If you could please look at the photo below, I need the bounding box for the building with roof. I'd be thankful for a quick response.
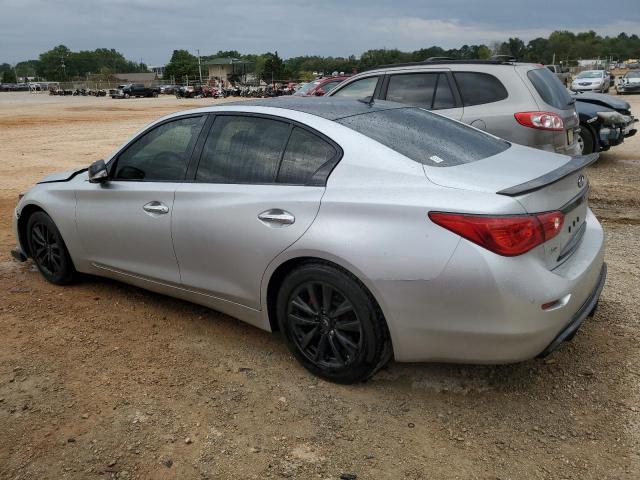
[204,57,254,85]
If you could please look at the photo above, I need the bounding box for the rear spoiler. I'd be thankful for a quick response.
[497,153,599,197]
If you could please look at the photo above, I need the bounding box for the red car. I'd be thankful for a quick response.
[294,76,349,96]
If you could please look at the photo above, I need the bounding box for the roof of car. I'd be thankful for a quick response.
[219,97,406,120]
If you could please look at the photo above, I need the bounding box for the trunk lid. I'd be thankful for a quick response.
[424,145,597,268]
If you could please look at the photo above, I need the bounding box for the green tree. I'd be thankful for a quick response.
[2,69,17,83]
[164,49,199,83]
[262,51,286,82]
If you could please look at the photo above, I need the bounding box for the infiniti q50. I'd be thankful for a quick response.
[12,98,606,383]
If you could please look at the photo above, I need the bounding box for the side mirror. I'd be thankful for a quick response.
[88,159,108,183]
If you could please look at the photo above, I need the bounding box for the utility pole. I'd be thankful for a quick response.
[197,49,203,84]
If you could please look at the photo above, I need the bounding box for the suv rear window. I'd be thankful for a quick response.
[336,107,509,167]
[453,72,508,106]
[527,67,573,110]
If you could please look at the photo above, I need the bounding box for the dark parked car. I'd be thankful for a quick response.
[111,84,159,99]
[175,84,204,98]
[572,91,637,154]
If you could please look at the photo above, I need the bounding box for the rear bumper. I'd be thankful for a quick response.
[537,263,606,357]
[377,209,605,363]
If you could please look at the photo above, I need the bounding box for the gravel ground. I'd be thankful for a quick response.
[0,92,638,480]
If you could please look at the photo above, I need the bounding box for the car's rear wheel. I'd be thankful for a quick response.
[27,212,76,285]
[577,125,596,154]
[277,263,391,384]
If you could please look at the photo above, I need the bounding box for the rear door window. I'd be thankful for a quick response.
[196,115,290,184]
[331,76,379,98]
[453,72,508,106]
[526,67,573,110]
[385,73,456,109]
[278,127,337,185]
[386,73,438,108]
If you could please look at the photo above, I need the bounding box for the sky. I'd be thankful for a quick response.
[1,0,639,65]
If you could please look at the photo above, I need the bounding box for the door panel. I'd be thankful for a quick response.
[76,182,180,283]
[172,185,324,309]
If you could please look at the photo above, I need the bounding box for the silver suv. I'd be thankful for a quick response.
[328,60,581,156]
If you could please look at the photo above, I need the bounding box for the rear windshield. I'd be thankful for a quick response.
[527,68,573,110]
[336,107,510,167]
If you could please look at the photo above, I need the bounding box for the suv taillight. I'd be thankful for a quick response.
[429,211,564,256]
[514,111,564,131]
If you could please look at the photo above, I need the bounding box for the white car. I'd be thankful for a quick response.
[571,70,610,93]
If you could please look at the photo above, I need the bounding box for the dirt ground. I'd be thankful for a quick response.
[0,92,638,480]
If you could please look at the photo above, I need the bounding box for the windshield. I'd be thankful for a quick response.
[294,82,318,95]
[336,107,510,167]
[577,71,604,79]
[625,72,640,78]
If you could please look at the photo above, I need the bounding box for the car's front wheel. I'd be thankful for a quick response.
[277,263,391,384]
[26,212,76,285]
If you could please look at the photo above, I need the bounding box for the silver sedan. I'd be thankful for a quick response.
[11,98,606,383]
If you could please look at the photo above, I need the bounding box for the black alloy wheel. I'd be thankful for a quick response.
[287,280,363,369]
[277,263,391,383]
[27,212,76,284]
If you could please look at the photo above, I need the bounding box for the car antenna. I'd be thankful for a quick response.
[358,95,375,106]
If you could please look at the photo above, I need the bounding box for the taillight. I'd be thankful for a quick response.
[514,111,564,131]
[428,211,564,256]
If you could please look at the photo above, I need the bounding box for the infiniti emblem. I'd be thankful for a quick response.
[577,174,585,188]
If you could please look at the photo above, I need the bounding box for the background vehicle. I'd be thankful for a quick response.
[293,76,350,96]
[546,64,571,86]
[111,83,159,99]
[329,59,581,155]
[175,84,203,98]
[572,91,637,154]
[12,98,605,383]
[571,70,610,93]
[616,71,640,94]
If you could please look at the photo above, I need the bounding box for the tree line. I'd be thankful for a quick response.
[2,30,639,84]
[0,45,147,82]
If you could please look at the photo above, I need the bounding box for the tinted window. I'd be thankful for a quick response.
[453,72,508,106]
[432,74,456,109]
[114,116,204,181]
[196,115,290,184]
[278,127,337,185]
[332,76,378,98]
[336,107,509,167]
[527,67,573,110]
[386,73,437,107]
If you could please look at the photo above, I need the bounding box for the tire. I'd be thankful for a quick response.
[276,263,391,384]
[152,92,158,98]
[26,212,76,285]
[124,93,130,99]
[577,125,596,155]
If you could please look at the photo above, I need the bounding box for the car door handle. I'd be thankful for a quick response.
[258,209,295,227]
[143,201,169,215]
